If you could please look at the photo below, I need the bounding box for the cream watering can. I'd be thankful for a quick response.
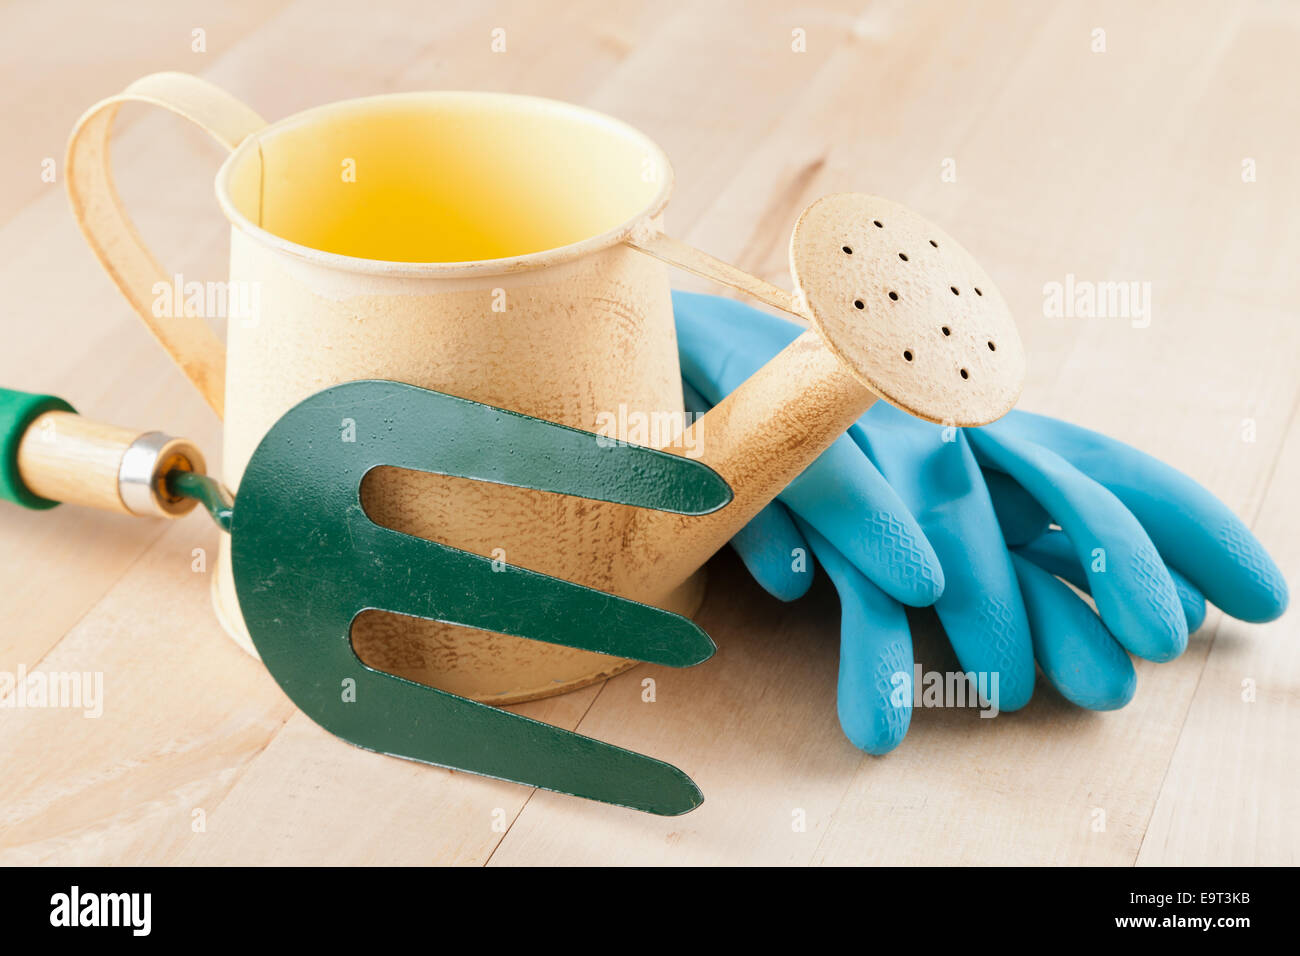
[67,72,1024,704]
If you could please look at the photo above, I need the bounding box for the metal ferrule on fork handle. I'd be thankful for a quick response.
[0,387,204,518]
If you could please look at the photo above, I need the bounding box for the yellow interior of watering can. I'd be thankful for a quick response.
[223,92,668,263]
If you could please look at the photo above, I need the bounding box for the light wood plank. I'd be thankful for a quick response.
[492,0,1300,865]
[0,0,1296,866]
[1136,407,1300,866]
[0,0,297,222]
[0,518,294,865]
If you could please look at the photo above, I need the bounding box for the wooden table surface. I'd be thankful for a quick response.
[1,0,1296,866]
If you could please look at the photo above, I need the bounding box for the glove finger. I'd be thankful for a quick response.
[1000,410,1287,623]
[777,436,943,607]
[731,501,815,602]
[1016,529,1208,634]
[968,426,1188,663]
[683,381,815,602]
[1011,554,1137,710]
[850,409,1036,712]
[676,290,944,607]
[983,467,1053,546]
[797,518,912,755]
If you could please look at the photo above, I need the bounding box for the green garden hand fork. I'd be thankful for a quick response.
[0,379,732,814]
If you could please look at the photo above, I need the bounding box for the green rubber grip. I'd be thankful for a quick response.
[0,388,76,509]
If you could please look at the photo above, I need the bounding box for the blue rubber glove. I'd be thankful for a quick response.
[979,410,1287,623]
[681,386,947,612]
[675,291,1288,753]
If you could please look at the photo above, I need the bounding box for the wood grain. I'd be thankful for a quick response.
[0,0,1295,865]
[17,411,146,514]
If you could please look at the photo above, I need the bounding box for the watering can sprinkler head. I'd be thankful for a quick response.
[786,193,1026,427]
[627,193,1027,593]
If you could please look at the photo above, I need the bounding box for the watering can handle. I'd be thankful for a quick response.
[65,73,269,419]
[0,386,204,517]
[626,230,803,317]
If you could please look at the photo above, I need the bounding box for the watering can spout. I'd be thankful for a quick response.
[629,327,877,598]
[624,193,1027,605]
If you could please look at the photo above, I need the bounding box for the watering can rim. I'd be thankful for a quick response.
[212,89,676,280]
